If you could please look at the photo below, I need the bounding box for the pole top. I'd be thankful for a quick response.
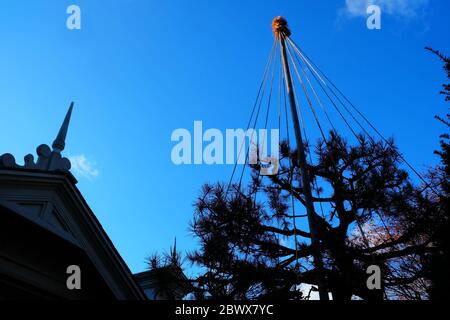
[272,16,291,39]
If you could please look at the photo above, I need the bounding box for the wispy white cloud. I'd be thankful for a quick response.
[69,154,99,180]
[342,0,429,19]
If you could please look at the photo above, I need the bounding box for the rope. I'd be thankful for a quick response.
[287,37,440,197]
[226,40,277,194]
[238,42,278,189]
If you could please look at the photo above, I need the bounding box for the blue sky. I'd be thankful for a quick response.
[1,0,449,274]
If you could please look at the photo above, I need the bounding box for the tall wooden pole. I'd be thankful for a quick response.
[273,16,329,301]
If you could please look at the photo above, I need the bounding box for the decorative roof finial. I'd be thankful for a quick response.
[1,102,74,175]
[52,102,74,153]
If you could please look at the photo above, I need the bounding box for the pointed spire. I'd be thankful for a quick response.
[169,237,179,266]
[172,237,177,257]
[52,102,74,153]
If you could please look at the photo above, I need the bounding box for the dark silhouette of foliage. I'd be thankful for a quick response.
[426,47,450,102]
[148,48,450,301]
[423,47,450,300]
[188,132,438,300]
[146,241,192,300]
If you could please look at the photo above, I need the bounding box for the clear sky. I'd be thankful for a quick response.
[1,0,449,274]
